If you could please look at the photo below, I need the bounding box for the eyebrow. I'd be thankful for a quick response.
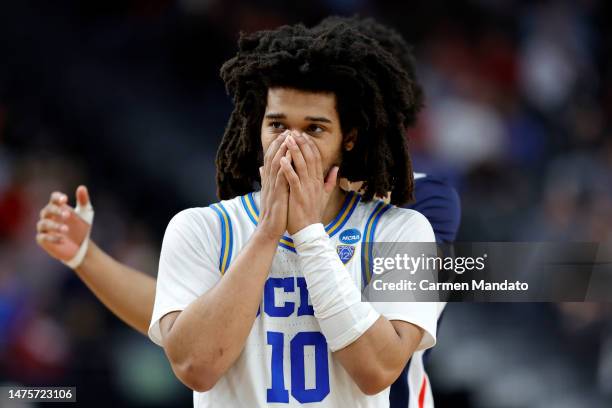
[264,112,332,123]
[264,113,286,119]
[305,116,332,123]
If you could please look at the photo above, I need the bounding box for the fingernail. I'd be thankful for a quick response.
[60,225,68,233]
[62,210,70,218]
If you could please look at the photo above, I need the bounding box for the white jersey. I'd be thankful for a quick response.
[149,191,444,407]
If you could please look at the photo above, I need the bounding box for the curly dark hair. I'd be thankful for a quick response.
[216,21,423,205]
[313,15,424,127]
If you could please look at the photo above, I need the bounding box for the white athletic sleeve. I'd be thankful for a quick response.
[293,223,380,351]
[370,208,440,351]
[148,207,221,346]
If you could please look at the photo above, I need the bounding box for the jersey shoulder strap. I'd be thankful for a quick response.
[360,199,393,287]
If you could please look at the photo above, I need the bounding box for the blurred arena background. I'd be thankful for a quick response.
[1,0,612,407]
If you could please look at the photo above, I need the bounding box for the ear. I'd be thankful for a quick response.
[343,129,357,151]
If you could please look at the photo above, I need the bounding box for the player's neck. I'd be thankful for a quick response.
[321,186,347,226]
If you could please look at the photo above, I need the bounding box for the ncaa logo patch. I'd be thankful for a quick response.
[339,228,361,244]
[336,245,356,264]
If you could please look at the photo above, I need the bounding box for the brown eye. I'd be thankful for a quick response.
[307,124,324,134]
[271,122,286,130]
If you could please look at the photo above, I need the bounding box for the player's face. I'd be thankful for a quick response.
[261,87,344,177]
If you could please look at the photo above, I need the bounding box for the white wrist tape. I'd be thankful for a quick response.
[293,223,380,351]
[63,200,94,270]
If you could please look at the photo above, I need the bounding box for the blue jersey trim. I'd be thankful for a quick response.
[240,191,360,252]
[210,203,233,274]
[360,201,392,287]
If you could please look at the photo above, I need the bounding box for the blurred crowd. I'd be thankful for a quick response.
[1,0,611,406]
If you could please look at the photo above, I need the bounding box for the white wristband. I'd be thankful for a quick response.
[63,200,94,270]
[293,223,380,351]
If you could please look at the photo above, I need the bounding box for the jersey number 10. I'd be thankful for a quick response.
[267,331,330,403]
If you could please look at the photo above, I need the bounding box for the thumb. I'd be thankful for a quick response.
[324,166,339,193]
[76,185,91,208]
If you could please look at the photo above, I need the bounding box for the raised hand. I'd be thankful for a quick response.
[257,131,291,240]
[280,131,339,235]
[36,185,93,264]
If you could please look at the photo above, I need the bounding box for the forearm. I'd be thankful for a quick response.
[74,241,155,335]
[163,229,278,384]
[293,224,421,393]
[334,318,423,394]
